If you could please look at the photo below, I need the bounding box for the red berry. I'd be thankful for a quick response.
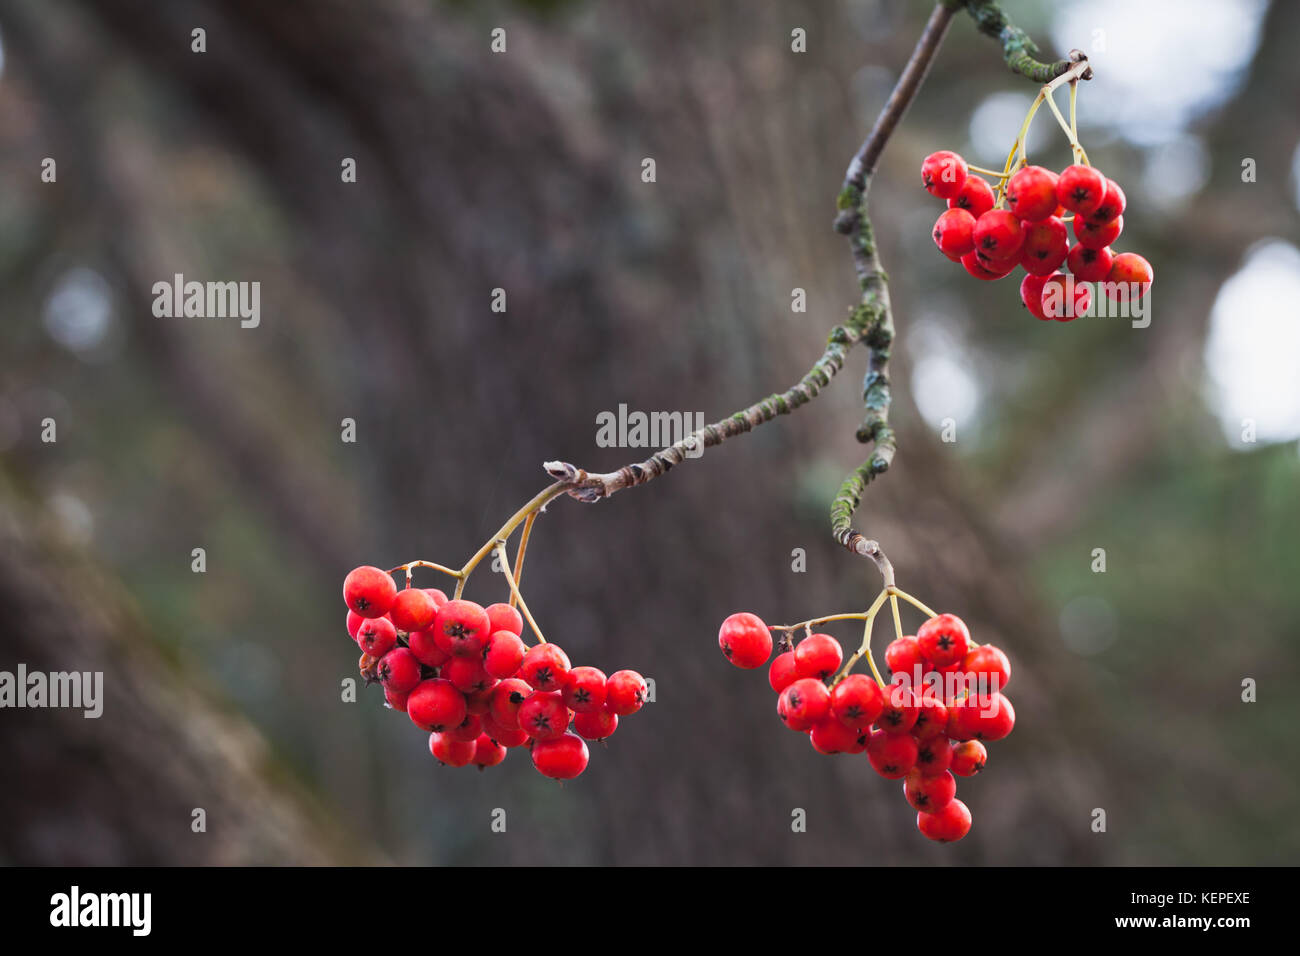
[1018,216,1069,275]
[531,732,589,780]
[429,732,475,767]
[518,643,572,692]
[830,674,884,728]
[482,630,527,679]
[776,677,831,731]
[1105,252,1154,301]
[917,798,971,842]
[951,740,988,776]
[912,695,949,739]
[517,691,570,740]
[915,735,953,776]
[866,729,918,778]
[482,712,530,748]
[876,684,919,734]
[794,633,842,681]
[884,636,924,678]
[433,599,492,658]
[917,613,971,667]
[343,566,397,619]
[562,666,608,713]
[950,692,1016,741]
[377,647,422,695]
[1020,272,1051,320]
[768,651,799,694]
[390,588,437,633]
[346,610,365,640]
[407,679,467,733]
[960,251,1016,280]
[921,150,968,199]
[961,644,1011,693]
[443,655,495,694]
[1088,177,1126,224]
[972,210,1025,261]
[464,685,495,715]
[423,588,449,609]
[471,733,507,768]
[484,602,523,636]
[489,678,532,730]
[717,612,773,669]
[1005,165,1058,221]
[1040,272,1091,322]
[446,713,484,743]
[932,208,976,257]
[948,176,995,218]
[1074,213,1122,250]
[1067,243,1114,282]
[384,687,409,712]
[904,769,956,812]
[407,628,450,668]
[605,670,648,716]
[355,615,397,657]
[573,708,618,741]
[810,717,866,755]
[1056,164,1106,216]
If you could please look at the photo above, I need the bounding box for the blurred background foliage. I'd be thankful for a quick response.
[0,0,1296,865]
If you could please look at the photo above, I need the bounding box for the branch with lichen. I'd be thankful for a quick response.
[959,0,1079,83]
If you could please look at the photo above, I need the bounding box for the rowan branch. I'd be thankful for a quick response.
[961,0,1080,83]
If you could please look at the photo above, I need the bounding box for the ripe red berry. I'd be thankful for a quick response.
[471,734,507,768]
[1020,272,1051,320]
[407,628,450,668]
[915,735,953,776]
[346,610,365,640]
[517,690,570,740]
[932,208,976,257]
[904,769,956,812]
[443,655,495,694]
[378,647,422,695]
[877,684,919,734]
[1040,272,1091,322]
[1105,252,1154,301]
[482,712,530,748]
[464,685,495,716]
[1005,165,1059,221]
[830,674,884,728]
[921,150,968,199]
[484,602,523,636]
[433,599,492,658]
[948,176,995,218]
[917,798,971,842]
[866,729,918,778]
[1056,164,1107,216]
[355,615,397,657]
[777,677,831,731]
[531,732,590,780]
[960,250,1016,280]
[717,612,773,669]
[912,695,949,739]
[950,740,988,776]
[562,666,608,713]
[950,692,1016,741]
[794,633,843,681]
[407,678,467,733]
[423,588,449,609]
[1019,216,1069,275]
[390,588,436,633]
[972,210,1025,261]
[482,630,527,679]
[961,644,1011,693]
[810,717,866,755]
[884,635,924,677]
[917,613,971,667]
[768,651,799,694]
[605,670,649,716]
[343,566,397,619]
[1074,213,1123,250]
[384,687,409,712]
[1067,243,1114,282]
[429,732,476,768]
[446,713,484,743]
[489,678,532,730]
[1088,177,1126,224]
[573,707,618,741]
[518,643,572,692]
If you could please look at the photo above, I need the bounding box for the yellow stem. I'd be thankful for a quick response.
[455,481,568,598]
[771,612,870,632]
[509,512,537,609]
[888,586,938,620]
[890,594,905,642]
[495,543,547,644]
[830,588,891,688]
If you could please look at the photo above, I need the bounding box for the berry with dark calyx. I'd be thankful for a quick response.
[519,643,572,693]
[866,729,918,779]
[1040,272,1091,322]
[356,616,397,657]
[517,691,570,741]
[718,612,774,669]
[917,798,972,843]
[1067,243,1114,283]
[531,732,590,780]
[484,602,524,637]
[407,628,450,668]
[917,613,971,667]
[443,655,495,694]
[482,712,530,748]
[877,684,919,734]
[932,208,976,257]
[1018,216,1069,275]
[810,717,866,755]
[407,678,467,733]
[961,644,1011,694]
[1020,272,1051,320]
[830,674,885,729]
[1087,177,1126,224]
[482,630,527,679]
[446,713,484,743]
[1074,213,1122,250]
[429,732,476,768]
[1105,253,1154,301]
[794,633,843,681]
[951,740,988,777]
[488,678,532,729]
[432,599,492,658]
[972,210,1025,261]
[948,176,995,218]
[562,666,608,713]
[768,651,799,694]
[343,566,397,619]
[605,670,649,716]
[950,692,1016,741]
[921,150,968,199]
[471,734,507,769]
[915,735,953,776]
[884,635,924,677]
[1056,164,1107,216]
[1005,165,1059,221]
[961,251,1016,280]
[573,707,618,741]
[464,685,495,716]
[912,695,949,739]
[904,769,956,812]
[777,677,831,731]
[390,587,437,633]
[378,647,422,695]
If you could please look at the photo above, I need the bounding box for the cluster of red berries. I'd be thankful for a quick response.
[719,609,1015,842]
[923,150,1153,321]
[343,565,648,780]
